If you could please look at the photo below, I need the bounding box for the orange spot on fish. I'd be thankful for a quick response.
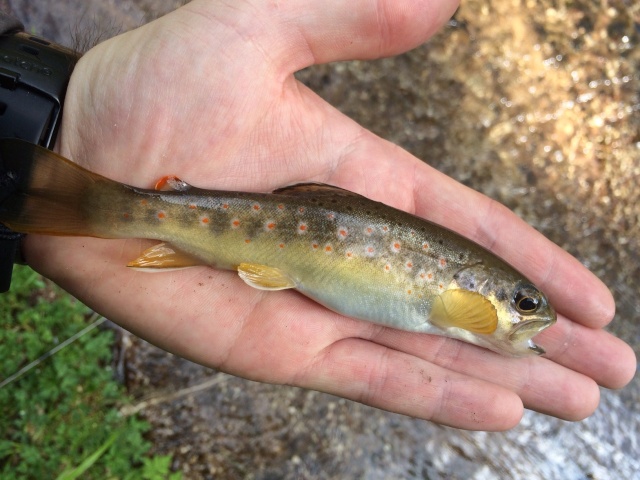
[201,217,210,224]
[245,239,251,244]
[298,222,308,233]
[346,251,353,259]
[382,226,389,232]
[384,264,391,271]
[253,203,261,211]
[157,211,166,219]
[406,262,413,269]
[278,204,284,210]
[407,289,412,295]
[279,243,285,249]
[327,213,335,220]
[422,242,429,250]
[428,273,434,280]
[123,213,130,219]
[439,258,447,268]
[232,219,241,228]
[365,245,375,257]
[223,203,229,209]
[299,207,305,213]
[265,221,276,231]
[140,199,148,206]
[391,241,401,253]
[338,228,348,239]
[325,245,333,253]
[365,227,373,235]
[312,243,319,250]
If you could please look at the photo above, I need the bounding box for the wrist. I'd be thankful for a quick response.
[0,15,80,291]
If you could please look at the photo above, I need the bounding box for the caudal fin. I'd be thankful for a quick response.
[0,139,113,236]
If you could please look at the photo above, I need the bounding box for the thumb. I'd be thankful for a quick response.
[185,0,459,72]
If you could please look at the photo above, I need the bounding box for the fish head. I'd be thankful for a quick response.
[448,264,557,356]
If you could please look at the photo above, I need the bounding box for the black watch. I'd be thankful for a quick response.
[0,12,80,292]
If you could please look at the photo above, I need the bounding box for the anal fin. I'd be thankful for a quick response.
[127,242,203,269]
[237,263,296,290]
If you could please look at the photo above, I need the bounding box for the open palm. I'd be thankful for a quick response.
[24,0,635,430]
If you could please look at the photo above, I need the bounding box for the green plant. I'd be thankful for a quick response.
[0,265,181,479]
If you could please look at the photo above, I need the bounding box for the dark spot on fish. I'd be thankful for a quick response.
[331,199,337,204]
[310,198,318,203]
[346,206,353,211]
[458,253,465,261]
[438,239,444,245]
[496,289,508,301]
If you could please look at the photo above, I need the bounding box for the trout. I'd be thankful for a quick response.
[0,140,556,356]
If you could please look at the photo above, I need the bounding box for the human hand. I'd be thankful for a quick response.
[24,0,636,430]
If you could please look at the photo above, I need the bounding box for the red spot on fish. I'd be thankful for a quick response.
[312,243,319,250]
[365,227,373,235]
[278,204,284,210]
[346,251,353,259]
[391,241,401,253]
[365,246,375,256]
[338,228,348,238]
[279,243,285,249]
[266,222,276,231]
[406,262,413,269]
[253,203,261,211]
[189,204,197,209]
[201,217,210,224]
[298,223,308,233]
[157,212,166,219]
[439,258,447,268]
[232,219,241,228]
[325,245,333,253]
[223,203,229,209]
[123,213,130,219]
[245,239,251,244]
[299,207,305,213]
[140,199,148,206]
[422,242,429,250]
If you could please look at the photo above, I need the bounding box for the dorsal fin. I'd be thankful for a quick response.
[272,182,362,198]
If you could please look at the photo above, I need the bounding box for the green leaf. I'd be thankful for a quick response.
[56,432,119,480]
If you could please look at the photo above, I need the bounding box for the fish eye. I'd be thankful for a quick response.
[513,287,540,314]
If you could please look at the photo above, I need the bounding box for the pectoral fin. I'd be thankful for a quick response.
[430,289,498,334]
[237,263,296,291]
[127,242,203,269]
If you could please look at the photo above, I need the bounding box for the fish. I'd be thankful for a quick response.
[0,139,556,356]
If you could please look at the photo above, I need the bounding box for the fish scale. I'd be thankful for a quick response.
[0,139,556,356]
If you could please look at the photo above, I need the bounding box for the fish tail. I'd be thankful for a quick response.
[0,139,117,237]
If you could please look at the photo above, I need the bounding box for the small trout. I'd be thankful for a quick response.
[0,140,556,356]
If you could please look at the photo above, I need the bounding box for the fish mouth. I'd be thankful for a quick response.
[509,319,553,341]
[508,319,553,355]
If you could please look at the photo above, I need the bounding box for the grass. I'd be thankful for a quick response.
[0,265,181,479]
